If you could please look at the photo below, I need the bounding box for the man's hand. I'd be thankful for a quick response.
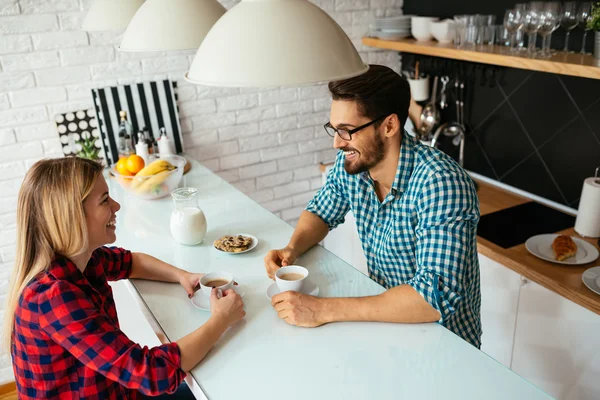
[271,291,327,327]
[264,247,298,280]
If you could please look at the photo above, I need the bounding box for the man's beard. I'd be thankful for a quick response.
[343,133,385,175]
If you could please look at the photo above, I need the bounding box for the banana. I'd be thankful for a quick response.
[136,159,175,176]
[131,159,175,189]
[135,170,171,194]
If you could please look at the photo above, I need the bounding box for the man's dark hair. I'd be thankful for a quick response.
[328,64,410,129]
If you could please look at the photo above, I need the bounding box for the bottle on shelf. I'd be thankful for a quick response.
[135,131,150,165]
[143,126,157,155]
[157,127,174,156]
[118,111,134,158]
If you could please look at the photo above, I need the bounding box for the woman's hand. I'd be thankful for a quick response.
[179,272,204,298]
[210,289,245,327]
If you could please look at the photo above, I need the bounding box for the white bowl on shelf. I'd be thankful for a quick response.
[411,16,438,41]
[430,20,455,44]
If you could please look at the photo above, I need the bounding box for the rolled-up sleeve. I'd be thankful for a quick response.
[306,152,350,230]
[409,172,479,323]
[38,281,186,396]
[97,246,133,281]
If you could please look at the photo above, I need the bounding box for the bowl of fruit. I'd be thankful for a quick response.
[112,154,187,200]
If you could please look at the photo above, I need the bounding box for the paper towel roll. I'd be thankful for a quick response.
[575,177,600,238]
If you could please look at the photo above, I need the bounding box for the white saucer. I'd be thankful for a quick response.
[191,286,245,312]
[213,233,258,255]
[582,266,600,296]
[266,280,319,300]
[525,234,599,265]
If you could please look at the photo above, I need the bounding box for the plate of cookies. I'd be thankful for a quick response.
[525,234,599,265]
[213,234,258,255]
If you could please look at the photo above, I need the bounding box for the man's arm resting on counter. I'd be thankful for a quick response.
[286,211,331,258]
[129,252,187,282]
[317,284,440,324]
[285,212,440,323]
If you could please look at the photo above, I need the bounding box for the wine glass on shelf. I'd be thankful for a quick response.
[577,2,592,54]
[515,3,528,50]
[560,2,579,52]
[538,4,559,58]
[543,2,561,56]
[504,8,524,53]
[522,2,543,56]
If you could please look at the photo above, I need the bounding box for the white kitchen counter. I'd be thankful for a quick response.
[108,156,551,400]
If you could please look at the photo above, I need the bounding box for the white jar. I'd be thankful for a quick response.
[169,187,207,245]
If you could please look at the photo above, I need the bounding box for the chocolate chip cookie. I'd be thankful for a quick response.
[214,234,253,253]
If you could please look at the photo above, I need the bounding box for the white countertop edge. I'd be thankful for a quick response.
[122,280,209,400]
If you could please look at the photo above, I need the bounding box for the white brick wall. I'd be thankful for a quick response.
[0,0,402,385]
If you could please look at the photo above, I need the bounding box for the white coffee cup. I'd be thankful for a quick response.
[200,271,234,296]
[275,266,308,293]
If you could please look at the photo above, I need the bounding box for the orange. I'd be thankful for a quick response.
[126,154,145,175]
[116,158,133,176]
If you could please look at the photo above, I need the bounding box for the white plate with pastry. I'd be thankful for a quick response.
[213,233,258,255]
[525,234,599,265]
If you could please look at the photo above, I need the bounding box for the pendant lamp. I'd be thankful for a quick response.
[82,0,145,32]
[185,0,368,87]
[120,0,226,51]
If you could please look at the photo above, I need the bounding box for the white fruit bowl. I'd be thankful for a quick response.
[111,155,186,200]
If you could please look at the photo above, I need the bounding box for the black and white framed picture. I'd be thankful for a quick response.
[54,109,106,164]
[91,79,184,166]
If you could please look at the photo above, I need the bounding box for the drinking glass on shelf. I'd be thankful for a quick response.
[578,2,592,54]
[464,15,480,47]
[560,2,579,52]
[481,14,496,45]
[538,5,559,58]
[522,2,543,55]
[496,25,511,46]
[454,15,468,47]
[504,9,524,53]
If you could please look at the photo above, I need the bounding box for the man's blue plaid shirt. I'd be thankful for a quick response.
[307,133,482,347]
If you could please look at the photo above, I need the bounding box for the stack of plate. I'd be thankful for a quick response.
[370,15,412,40]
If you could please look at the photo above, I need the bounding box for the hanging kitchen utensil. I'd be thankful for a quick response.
[434,79,466,164]
[439,76,450,109]
[418,76,440,140]
[453,81,466,146]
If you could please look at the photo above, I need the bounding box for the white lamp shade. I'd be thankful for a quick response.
[120,0,226,52]
[186,0,368,87]
[82,0,145,32]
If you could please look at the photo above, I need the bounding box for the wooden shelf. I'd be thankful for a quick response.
[362,37,600,80]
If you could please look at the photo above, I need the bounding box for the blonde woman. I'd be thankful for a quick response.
[4,157,245,399]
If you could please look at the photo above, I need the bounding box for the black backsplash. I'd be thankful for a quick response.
[402,0,600,210]
[405,54,600,209]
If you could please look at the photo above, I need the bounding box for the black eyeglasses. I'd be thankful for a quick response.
[323,115,387,141]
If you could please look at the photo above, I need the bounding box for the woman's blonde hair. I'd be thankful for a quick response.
[3,157,103,351]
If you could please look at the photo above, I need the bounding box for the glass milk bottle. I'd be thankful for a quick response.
[170,188,207,245]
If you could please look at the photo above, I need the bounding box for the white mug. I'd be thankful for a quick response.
[275,266,308,293]
[408,76,430,102]
[200,271,234,297]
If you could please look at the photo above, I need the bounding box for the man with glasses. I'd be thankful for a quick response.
[264,65,481,348]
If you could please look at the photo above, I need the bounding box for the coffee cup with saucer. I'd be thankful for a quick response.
[267,265,320,300]
[191,272,244,311]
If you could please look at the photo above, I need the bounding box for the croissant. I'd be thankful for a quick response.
[551,235,577,261]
